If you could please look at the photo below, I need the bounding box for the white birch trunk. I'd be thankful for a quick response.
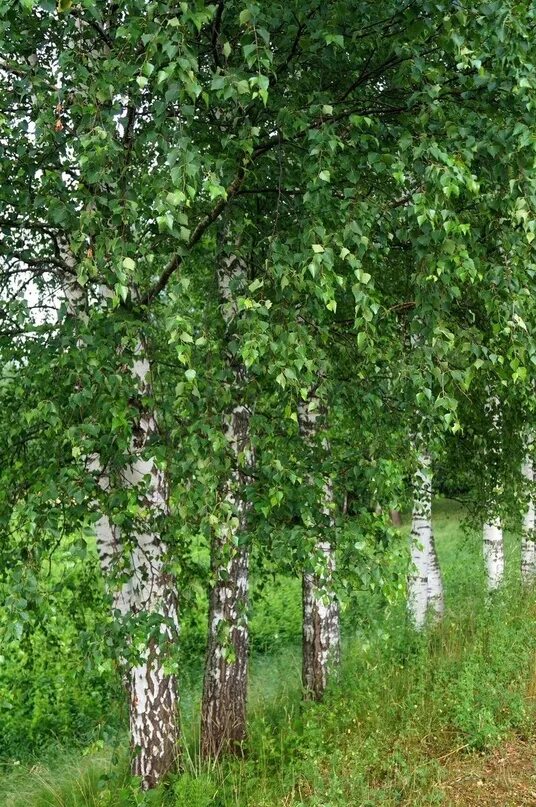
[521,449,535,584]
[483,397,504,591]
[483,519,504,590]
[62,251,179,787]
[298,393,340,701]
[408,450,444,628]
[302,518,340,698]
[201,254,253,759]
[125,346,179,788]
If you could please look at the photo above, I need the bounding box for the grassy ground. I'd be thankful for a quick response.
[2,501,536,806]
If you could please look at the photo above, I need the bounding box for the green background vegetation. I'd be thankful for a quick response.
[2,502,535,806]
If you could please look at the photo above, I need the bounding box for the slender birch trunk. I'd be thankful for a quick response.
[408,452,431,629]
[298,392,340,701]
[408,450,444,628]
[483,397,504,590]
[126,347,180,787]
[483,518,504,590]
[201,254,253,759]
[62,253,179,787]
[521,444,535,584]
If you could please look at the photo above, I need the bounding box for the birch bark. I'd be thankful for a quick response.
[408,450,444,628]
[521,444,535,584]
[483,398,504,590]
[483,518,505,590]
[298,391,340,701]
[126,346,180,788]
[62,251,179,787]
[201,254,253,759]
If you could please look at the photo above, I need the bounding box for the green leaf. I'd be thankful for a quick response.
[325,34,344,48]
[248,278,263,292]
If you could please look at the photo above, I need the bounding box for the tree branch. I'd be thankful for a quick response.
[210,0,225,69]
[140,94,410,305]
[141,167,246,305]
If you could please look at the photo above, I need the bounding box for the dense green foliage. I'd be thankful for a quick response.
[1,0,535,593]
[2,0,536,796]
[0,516,403,759]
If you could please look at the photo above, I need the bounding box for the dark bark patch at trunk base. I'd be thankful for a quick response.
[129,639,180,789]
[201,544,250,761]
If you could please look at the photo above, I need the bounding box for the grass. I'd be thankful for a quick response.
[1,500,536,806]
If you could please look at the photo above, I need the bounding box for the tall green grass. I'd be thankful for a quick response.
[1,501,535,806]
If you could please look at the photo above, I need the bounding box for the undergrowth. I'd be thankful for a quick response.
[1,502,535,806]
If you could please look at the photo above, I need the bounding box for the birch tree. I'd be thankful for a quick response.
[62,255,180,786]
[2,0,536,789]
[483,398,505,591]
[298,389,340,700]
[201,246,254,760]
[408,448,444,629]
[521,437,535,584]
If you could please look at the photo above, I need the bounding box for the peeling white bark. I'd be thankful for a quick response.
[298,392,340,700]
[521,450,535,584]
[408,450,444,629]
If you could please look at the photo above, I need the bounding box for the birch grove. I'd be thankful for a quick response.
[2,0,536,791]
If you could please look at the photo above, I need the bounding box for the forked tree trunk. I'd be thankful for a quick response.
[408,450,444,629]
[63,259,179,788]
[201,254,253,760]
[298,392,340,701]
[521,450,535,584]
